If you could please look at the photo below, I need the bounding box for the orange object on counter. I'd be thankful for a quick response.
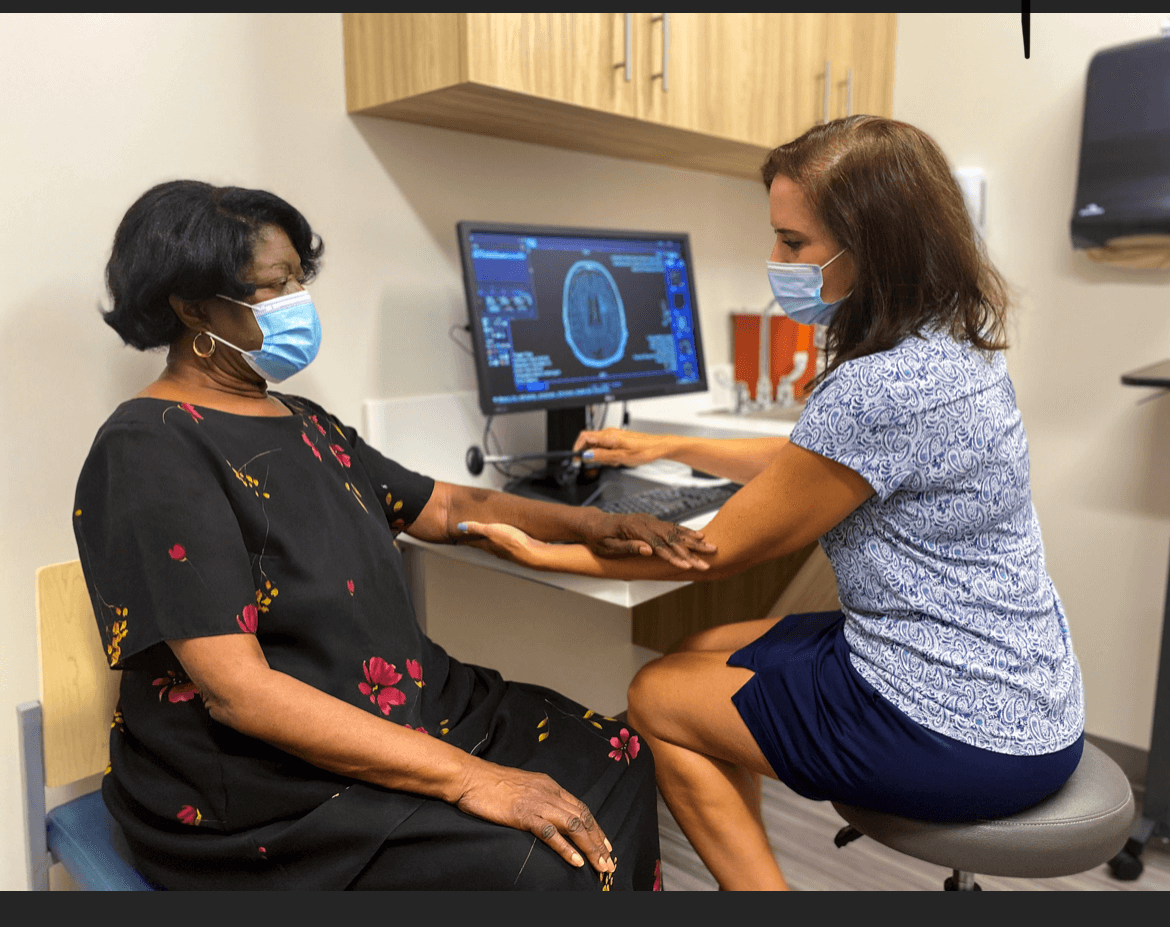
[732,313,818,402]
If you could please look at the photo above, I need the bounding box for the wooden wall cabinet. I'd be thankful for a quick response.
[343,13,895,181]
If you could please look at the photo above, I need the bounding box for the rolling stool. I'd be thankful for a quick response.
[831,741,1135,889]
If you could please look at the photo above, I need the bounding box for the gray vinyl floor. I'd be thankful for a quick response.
[657,777,1170,891]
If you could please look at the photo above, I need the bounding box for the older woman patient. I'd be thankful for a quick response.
[72,180,711,890]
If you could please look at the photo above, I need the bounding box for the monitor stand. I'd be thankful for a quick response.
[503,407,663,508]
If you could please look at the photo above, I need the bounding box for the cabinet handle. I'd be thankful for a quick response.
[651,13,670,91]
[822,61,831,124]
[846,68,854,117]
[614,12,631,82]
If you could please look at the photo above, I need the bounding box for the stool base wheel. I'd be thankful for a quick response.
[1108,839,1145,881]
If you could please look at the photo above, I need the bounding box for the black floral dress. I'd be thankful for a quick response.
[72,394,660,890]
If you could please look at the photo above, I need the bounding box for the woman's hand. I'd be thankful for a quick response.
[459,514,717,572]
[458,521,550,568]
[582,512,715,570]
[456,762,614,873]
[573,428,672,469]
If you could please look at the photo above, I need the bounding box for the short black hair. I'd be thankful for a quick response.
[103,181,324,349]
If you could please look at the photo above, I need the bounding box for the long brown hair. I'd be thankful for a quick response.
[761,116,1009,385]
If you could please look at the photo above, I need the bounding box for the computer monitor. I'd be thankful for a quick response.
[457,221,706,502]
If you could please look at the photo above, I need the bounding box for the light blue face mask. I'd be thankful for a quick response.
[210,289,322,383]
[766,249,849,326]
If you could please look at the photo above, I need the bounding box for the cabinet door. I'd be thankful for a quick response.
[787,14,831,139]
[636,13,797,149]
[344,13,465,112]
[846,13,896,121]
[790,13,897,137]
[343,13,896,182]
[464,13,639,119]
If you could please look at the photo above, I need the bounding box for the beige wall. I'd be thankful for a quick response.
[893,12,1170,756]
[2,12,1167,889]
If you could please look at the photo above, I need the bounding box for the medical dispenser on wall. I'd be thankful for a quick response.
[1071,30,1170,269]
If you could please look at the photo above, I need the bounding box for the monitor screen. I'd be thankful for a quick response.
[457,222,706,418]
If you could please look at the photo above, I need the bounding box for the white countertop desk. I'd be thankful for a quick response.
[363,390,802,715]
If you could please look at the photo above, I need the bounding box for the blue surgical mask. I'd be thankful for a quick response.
[766,249,849,326]
[210,289,322,383]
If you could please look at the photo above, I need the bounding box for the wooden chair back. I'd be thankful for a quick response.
[35,561,119,788]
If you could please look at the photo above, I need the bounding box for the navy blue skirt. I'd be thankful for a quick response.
[728,611,1083,822]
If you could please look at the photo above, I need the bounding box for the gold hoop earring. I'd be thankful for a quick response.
[192,331,216,359]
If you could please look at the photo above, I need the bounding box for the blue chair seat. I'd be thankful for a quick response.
[46,791,156,891]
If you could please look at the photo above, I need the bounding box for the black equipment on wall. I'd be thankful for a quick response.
[1071,34,1170,249]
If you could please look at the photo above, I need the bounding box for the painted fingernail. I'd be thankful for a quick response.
[571,852,584,867]
[599,855,610,869]
[457,522,468,532]
[604,839,612,852]
[582,450,594,459]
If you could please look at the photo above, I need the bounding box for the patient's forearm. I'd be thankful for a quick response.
[171,636,472,801]
[442,483,612,543]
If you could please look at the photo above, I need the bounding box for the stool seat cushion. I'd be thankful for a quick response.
[832,741,1135,877]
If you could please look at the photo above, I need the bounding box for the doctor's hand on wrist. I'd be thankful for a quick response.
[583,512,714,570]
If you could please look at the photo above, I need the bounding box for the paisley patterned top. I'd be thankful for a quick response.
[789,329,1084,755]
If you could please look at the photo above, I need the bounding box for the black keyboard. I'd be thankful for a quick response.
[595,482,741,522]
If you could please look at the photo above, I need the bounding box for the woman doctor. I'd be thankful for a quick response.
[461,115,1086,891]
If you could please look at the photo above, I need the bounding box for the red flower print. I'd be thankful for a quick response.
[310,414,327,436]
[153,671,200,703]
[359,658,406,715]
[609,728,640,764]
[166,542,211,592]
[177,805,202,826]
[301,431,322,460]
[330,444,351,468]
[405,723,429,735]
[237,603,258,633]
[653,859,662,891]
[179,402,203,422]
[346,579,354,596]
[407,659,424,688]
